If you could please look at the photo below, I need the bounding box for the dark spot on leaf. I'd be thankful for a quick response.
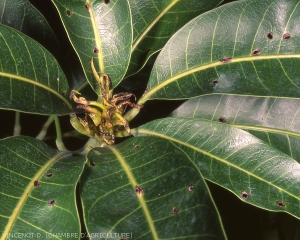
[93,46,99,54]
[46,173,53,178]
[104,0,110,4]
[135,186,144,195]
[212,79,218,84]
[241,191,249,199]
[283,33,290,39]
[252,49,260,56]
[48,199,55,207]
[90,161,96,167]
[66,9,72,16]
[266,32,273,40]
[276,201,285,207]
[219,116,226,123]
[134,145,139,149]
[220,57,232,63]
[34,180,40,187]
[188,184,194,192]
[172,206,179,214]
[85,3,90,10]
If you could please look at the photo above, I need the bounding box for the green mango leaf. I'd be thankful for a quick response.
[139,0,300,103]
[132,118,300,219]
[0,136,85,238]
[0,24,71,114]
[170,94,300,162]
[80,136,226,239]
[126,0,222,77]
[52,0,132,93]
[0,0,60,53]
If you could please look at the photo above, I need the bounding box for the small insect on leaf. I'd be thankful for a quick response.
[46,173,53,178]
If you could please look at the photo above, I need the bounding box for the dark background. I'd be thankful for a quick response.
[0,0,298,239]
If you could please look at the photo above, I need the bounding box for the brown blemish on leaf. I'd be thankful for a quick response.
[172,206,179,214]
[66,9,72,16]
[135,186,144,195]
[282,33,290,40]
[85,3,90,10]
[241,191,249,199]
[48,199,55,207]
[252,49,260,56]
[276,201,285,207]
[220,57,232,63]
[90,161,96,167]
[33,180,40,187]
[188,184,194,192]
[218,116,226,123]
[266,32,273,40]
[93,46,99,54]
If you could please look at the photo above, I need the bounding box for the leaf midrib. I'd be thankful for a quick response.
[1,151,70,239]
[0,72,72,110]
[132,0,179,51]
[107,145,159,240]
[87,0,104,74]
[139,54,300,103]
[232,124,300,138]
[132,128,300,202]
[175,117,300,138]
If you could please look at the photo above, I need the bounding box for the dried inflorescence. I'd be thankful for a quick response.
[71,58,143,145]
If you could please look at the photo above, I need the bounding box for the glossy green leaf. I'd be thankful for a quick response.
[52,0,132,93]
[170,94,300,162]
[0,24,71,114]
[126,0,222,77]
[132,118,300,219]
[139,0,300,103]
[80,136,226,239]
[0,0,60,53]
[0,136,85,239]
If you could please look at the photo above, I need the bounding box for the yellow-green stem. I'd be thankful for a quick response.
[36,115,55,140]
[54,116,68,151]
[13,112,21,136]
